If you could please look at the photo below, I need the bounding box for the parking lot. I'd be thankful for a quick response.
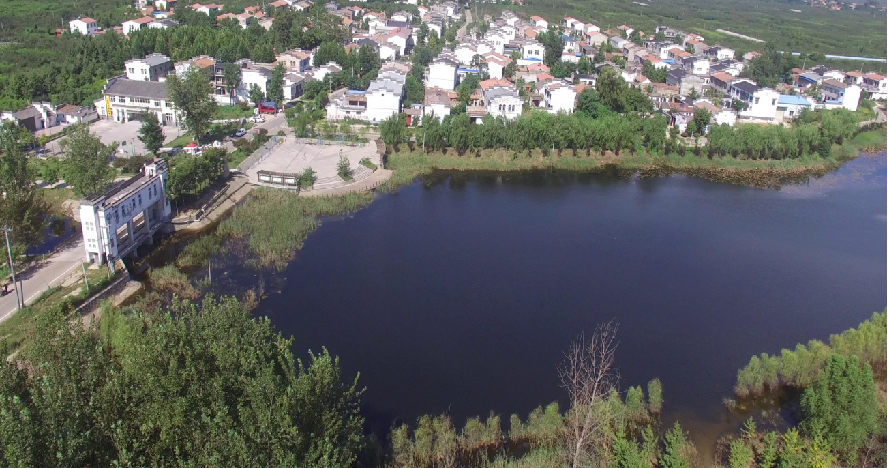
[42,120,182,158]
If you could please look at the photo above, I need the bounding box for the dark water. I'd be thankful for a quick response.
[240,155,886,443]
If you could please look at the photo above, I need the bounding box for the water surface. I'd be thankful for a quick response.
[240,155,887,439]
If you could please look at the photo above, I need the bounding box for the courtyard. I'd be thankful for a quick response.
[245,138,380,189]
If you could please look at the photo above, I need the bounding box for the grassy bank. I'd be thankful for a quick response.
[217,189,374,270]
[0,265,119,353]
[383,133,883,189]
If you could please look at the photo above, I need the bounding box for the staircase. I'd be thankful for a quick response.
[311,165,374,191]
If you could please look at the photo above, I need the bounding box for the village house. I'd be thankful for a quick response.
[427,56,459,90]
[95,76,180,126]
[541,80,577,113]
[820,79,861,111]
[122,16,155,35]
[69,17,98,36]
[125,54,171,82]
[424,87,455,119]
[481,79,522,120]
[276,49,311,72]
[365,72,406,122]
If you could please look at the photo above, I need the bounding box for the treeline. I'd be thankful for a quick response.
[0,297,364,467]
[386,379,699,468]
[734,310,886,397]
[0,5,348,108]
[704,108,860,160]
[723,352,884,467]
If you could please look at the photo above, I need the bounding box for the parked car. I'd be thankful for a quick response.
[250,115,265,123]
[234,128,246,138]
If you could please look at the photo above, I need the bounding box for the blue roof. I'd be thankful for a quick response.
[824,99,842,104]
[347,90,366,95]
[523,57,542,62]
[261,101,276,106]
[561,34,574,41]
[778,95,811,106]
[663,59,675,64]
[457,68,479,73]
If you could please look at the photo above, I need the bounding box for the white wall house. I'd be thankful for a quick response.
[688,58,710,75]
[69,17,98,35]
[96,76,180,126]
[482,81,522,120]
[366,76,405,122]
[239,66,271,100]
[80,159,171,267]
[543,80,577,113]
[739,88,780,122]
[125,54,171,82]
[379,43,399,61]
[424,87,452,119]
[821,80,861,111]
[122,16,154,35]
[521,42,544,61]
[455,44,477,65]
[530,16,548,28]
[426,58,458,90]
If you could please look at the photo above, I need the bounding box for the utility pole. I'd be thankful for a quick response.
[2,227,21,310]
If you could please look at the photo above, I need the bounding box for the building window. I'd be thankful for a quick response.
[754,97,760,104]
[154,101,161,107]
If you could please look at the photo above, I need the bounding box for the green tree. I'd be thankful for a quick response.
[138,112,165,155]
[0,296,364,467]
[59,124,116,197]
[660,422,694,468]
[167,67,217,141]
[800,355,880,464]
[336,153,351,180]
[0,124,48,251]
[249,83,265,108]
[647,378,662,414]
[299,166,317,189]
[223,62,242,106]
[404,75,424,106]
[267,63,285,106]
[728,439,754,468]
[595,67,628,113]
[379,113,407,148]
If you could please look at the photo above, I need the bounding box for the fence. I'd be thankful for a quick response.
[291,136,368,147]
[236,135,280,172]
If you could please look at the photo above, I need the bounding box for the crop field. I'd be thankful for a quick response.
[481,0,887,60]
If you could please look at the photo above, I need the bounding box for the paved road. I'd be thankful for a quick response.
[0,239,85,323]
[457,7,472,40]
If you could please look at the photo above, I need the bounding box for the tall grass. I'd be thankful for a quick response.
[149,265,199,299]
[217,189,374,269]
[176,234,222,269]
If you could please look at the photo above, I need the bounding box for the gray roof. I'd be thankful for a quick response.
[13,106,41,120]
[367,79,403,95]
[731,81,759,94]
[105,78,169,100]
[143,53,171,66]
[484,86,518,101]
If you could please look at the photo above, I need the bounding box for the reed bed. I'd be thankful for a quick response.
[175,234,222,269]
[217,188,374,269]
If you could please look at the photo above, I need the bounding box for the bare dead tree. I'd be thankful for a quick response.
[559,321,620,468]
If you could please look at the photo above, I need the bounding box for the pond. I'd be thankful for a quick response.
[207,154,887,445]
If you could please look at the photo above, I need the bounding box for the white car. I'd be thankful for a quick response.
[234,128,246,138]
[250,115,265,123]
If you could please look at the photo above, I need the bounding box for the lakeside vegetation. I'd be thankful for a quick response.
[217,189,374,269]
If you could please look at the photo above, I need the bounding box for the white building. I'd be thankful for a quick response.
[69,17,98,35]
[530,16,548,29]
[483,53,510,80]
[542,80,577,113]
[688,58,710,75]
[122,16,155,35]
[326,88,368,121]
[776,94,812,121]
[821,80,861,111]
[426,57,458,90]
[125,53,172,82]
[481,79,522,120]
[365,73,406,122]
[738,88,780,122]
[239,65,271,99]
[96,76,180,126]
[313,62,342,81]
[149,19,179,29]
[80,159,171,267]
[455,43,477,65]
[424,87,453,119]
[521,41,544,61]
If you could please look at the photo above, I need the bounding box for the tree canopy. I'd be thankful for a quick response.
[59,124,116,197]
[166,67,217,141]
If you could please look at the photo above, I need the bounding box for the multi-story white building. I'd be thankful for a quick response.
[521,41,544,61]
[426,57,458,90]
[276,49,311,72]
[95,76,180,126]
[481,79,522,120]
[326,88,368,121]
[542,80,577,113]
[366,72,406,122]
[80,159,171,268]
[738,88,780,122]
[424,87,453,119]
[821,79,861,111]
[125,53,172,82]
[69,17,98,35]
[530,15,548,28]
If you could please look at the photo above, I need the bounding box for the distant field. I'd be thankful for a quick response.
[481,0,887,60]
